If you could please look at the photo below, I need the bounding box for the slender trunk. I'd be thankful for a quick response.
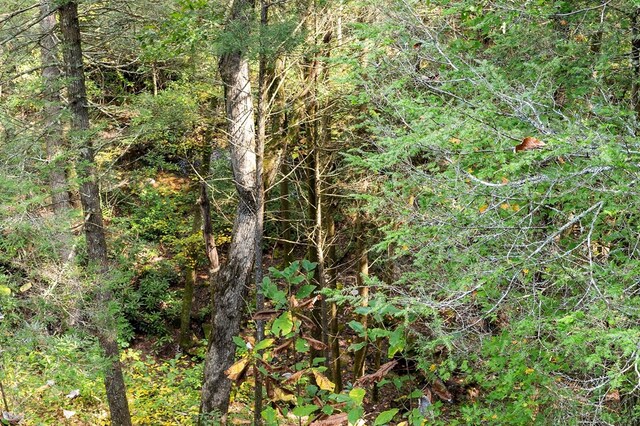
[327,209,342,392]
[58,3,131,426]
[40,0,71,215]
[179,262,197,350]
[279,113,293,267]
[180,149,213,351]
[200,0,257,419]
[253,0,268,422]
[631,8,640,120]
[352,225,369,380]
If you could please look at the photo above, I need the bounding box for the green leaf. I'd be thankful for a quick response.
[254,338,274,351]
[348,406,364,424]
[261,406,278,425]
[232,336,247,349]
[296,284,316,299]
[272,311,294,337]
[348,387,366,405]
[301,259,317,271]
[374,409,399,425]
[292,404,319,417]
[348,341,367,352]
[388,327,405,357]
[295,337,309,353]
[348,320,365,335]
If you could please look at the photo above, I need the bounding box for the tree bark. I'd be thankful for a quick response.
[200,0,257,420]
[58,3,132,426]
[253,0,269,422]
[352,223,369,380]
[631,7,640,120]
[40,0,71,215]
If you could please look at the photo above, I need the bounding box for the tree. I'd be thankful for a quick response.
[58,2,132,425]
[40,0,71,217]
[200,0,258,419]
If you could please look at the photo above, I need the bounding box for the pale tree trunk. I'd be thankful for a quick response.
[40,0,71,215]
[58,3,131,426]
[200,0,257,420]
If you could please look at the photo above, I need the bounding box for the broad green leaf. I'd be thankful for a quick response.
[348,320,365,334]
[295,337,309,353]
[374,409,399,425]
[296,284,316,299]
[348,341,367,352]
[292,404,319,417]
[254,338,274,351]
[348,406,364,425]
[348,387,366,405]
[261,406,277,425]
[301,259,317,271]
[272,311,294,337]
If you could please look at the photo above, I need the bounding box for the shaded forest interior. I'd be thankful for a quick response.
[1,0,639,425]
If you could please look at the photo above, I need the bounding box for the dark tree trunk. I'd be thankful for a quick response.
[200,0,257,420]
[58,3,132,426]
[180,149,214,351]
[40,0,71,215]
[631,7,640,120]
[352,222,369,380]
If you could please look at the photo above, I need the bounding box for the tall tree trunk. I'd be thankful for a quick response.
[200,0,257,420]
[631,7,640,120]
[326,207,342,392]
[58,3,131,426]
[253,0,268,422]
[279,111,294,267]
[352,223,369,380]
[40,0,71,216]
[180,148,214,351]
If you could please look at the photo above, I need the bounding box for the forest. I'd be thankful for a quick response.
[1,0,639,425]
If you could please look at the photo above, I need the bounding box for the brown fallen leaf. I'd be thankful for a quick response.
[354,360,398,387]
[283,369,306,384]
[310,412,348,426]
[303,335,327,350]
[273,339,293,354]
[253,309,280,320]
[515,136,546,152]
[432,378,452,402]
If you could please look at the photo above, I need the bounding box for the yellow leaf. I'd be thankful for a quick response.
[479,204,488,213]
[525,368,534,375]
[273,386,296,402]
[225,357,250,381]
[408,195,414,207]
[512,204,520,212]
[501,176,509,184]
[19,282,32,293]
[312,370,335,392]
[429,364,437,372]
